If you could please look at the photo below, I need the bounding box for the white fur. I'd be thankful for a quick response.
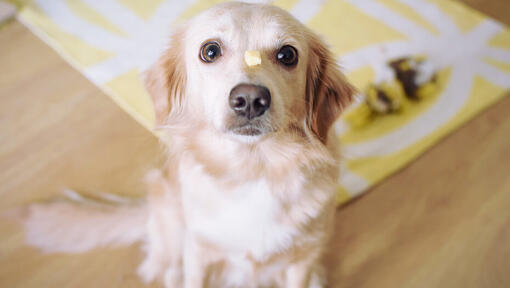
[180,156,300,261]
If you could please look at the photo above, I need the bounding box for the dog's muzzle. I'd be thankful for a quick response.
[227,83,272,137]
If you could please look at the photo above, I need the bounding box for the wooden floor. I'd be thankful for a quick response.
[1,1,509,287]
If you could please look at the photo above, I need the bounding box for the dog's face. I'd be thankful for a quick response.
[185,3,309,140]
[146,2,354,144]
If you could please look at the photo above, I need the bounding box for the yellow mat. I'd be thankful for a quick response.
[14,0,510,204]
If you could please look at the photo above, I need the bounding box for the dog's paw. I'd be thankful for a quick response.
[163,267,182,288]
[137,256,162,284]
[309,265,328,288]
[137,258,182,288]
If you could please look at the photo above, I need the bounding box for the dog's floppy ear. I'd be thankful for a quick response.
[305,34,355,144]
[144,27,187,126]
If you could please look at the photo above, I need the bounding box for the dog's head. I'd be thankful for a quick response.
[145,2,354,144]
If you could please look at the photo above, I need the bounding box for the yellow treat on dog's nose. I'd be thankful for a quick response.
[245,50,261,67]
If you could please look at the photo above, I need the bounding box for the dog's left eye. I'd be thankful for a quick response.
[277,45,298,67]
[200,41,222,63]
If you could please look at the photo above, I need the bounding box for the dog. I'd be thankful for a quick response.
[16,2,355,287]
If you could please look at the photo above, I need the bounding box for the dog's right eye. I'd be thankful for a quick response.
[200,41,222,63]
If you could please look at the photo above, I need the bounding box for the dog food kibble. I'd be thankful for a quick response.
[245,50,261,66]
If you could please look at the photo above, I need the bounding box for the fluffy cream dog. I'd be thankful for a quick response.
[18,2,355,287]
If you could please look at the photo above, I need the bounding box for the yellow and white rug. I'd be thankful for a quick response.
[13,0,510,204]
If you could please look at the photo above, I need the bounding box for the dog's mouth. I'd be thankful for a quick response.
[226,117,275,138]
[231,124,263,136]
[225,115,277,140]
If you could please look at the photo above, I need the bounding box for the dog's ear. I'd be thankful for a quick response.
[305,34,355,144]
[144,27,187,127]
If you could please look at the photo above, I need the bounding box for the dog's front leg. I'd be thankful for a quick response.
[183,234,208,288]
[138,169,184,287]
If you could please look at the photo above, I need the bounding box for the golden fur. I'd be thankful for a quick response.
[141,2,354,287]
[14,2,355,288]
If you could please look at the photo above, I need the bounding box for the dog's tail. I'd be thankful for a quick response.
[7,189,147,254]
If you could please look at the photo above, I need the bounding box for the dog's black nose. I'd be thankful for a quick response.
[229,84,271,119]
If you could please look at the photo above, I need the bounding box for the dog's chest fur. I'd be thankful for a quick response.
[179,154,318,261]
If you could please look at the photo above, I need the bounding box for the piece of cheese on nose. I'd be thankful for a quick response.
[245,50,261,66]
